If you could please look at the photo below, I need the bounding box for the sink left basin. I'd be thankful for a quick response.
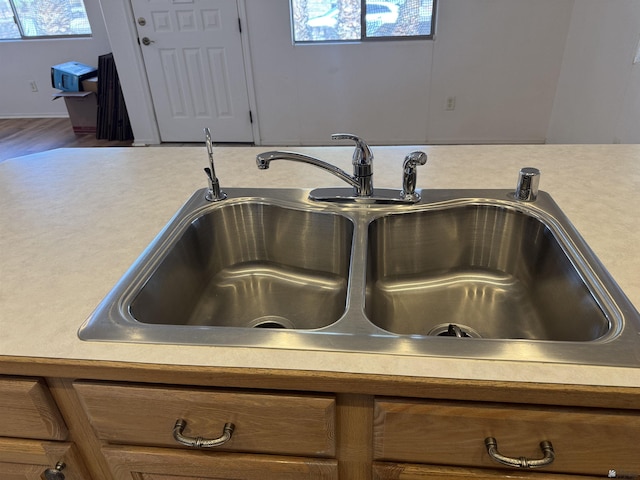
[131,202,353,329]
[79,189,354,342]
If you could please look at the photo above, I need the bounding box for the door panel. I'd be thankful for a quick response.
[132,0,253,142]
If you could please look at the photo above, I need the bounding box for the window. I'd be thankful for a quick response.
[291,0,435,43]
[0,0,91,40]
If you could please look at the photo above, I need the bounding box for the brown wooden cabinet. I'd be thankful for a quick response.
[373,463,607,479]
[0,376,90,480]
[0,376,67,441]
[73,380,339,480]
[2,367,640,480]
[102,445,338,480]
[73,381,336,456]
[373,397,640,478]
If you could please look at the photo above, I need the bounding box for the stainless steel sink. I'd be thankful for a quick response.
[80,187,640,367]
[365,204,610,341]
[129,202,353,329]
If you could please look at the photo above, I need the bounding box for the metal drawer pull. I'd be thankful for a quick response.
[173,419,235,448]
[485,437,555,468]
[43,462,66,480]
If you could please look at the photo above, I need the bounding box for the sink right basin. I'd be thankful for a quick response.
[365,203,611,341]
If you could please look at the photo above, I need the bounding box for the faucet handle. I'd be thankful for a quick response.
[331,133,373,166]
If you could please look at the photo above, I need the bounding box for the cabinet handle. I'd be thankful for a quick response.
[484,437,555,468]
[173,419,235,448]
[43,461,66,480]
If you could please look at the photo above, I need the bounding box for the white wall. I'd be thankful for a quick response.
[616,62,640,144]
[4,0,638,145]
[245,0,433,145]
[427,0,573,144]
[246,0,574,145]
[547,0,640,144]
[0,0,111,118]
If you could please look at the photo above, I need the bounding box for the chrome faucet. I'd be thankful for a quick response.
[256,133,426,204]
[256,133,374,197]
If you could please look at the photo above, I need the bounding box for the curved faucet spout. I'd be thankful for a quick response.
[256,151,361,191]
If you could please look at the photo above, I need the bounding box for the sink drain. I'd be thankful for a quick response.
[427,323,482,338]
[249,316,295,329]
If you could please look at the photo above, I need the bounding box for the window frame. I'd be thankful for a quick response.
[291,0,437,45]
[0,0,92,41]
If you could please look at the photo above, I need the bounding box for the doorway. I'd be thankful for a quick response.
[131,0,254,143]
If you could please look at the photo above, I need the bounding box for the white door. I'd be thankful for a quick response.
[131,0,253,142]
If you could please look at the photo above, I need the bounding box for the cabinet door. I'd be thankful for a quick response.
[373,463,604,479]
[102,445,338,480]
[0,464,46,480]
[0,438,89,480]
[0,376,67,440]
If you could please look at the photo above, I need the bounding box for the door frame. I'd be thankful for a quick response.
[237,0,261,144]
[98,0,261,145]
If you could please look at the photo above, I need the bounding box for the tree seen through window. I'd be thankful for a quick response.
[292,0,435,43]
[0,0,91,40]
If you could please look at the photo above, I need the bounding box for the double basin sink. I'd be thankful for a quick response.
[79,187,640,367]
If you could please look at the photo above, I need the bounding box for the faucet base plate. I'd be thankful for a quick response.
[309,187,421,204]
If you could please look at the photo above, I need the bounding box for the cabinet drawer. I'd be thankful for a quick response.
[102,445,338,480]
[74,381,336,457]
[374,398,640,476]
[373,462,604,479]
[0,438,89,480]
[0,377,67,441]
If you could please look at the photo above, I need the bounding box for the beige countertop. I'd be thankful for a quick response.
[1,144,639,387]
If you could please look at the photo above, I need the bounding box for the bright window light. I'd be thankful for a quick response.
[1,0,92,40]
[291,0,435,43]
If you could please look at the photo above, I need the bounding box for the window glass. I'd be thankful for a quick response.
[1,0,91,39]
[366,0,434,38]
[0,0,20,39]
[293,0,360,42]
[291,0,435,43]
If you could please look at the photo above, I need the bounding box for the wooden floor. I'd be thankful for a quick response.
[0,118,133,162]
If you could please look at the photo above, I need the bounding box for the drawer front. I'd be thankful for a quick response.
[0,377,67,441]
[0,438,89,480]
[74,381,335,457]
[373,462,604,479]
[374,398,640,476]
[102,445,339,480]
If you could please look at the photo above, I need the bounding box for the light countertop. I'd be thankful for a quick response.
[1,144,639,387]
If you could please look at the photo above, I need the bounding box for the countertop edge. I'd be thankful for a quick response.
[2,353,640,409]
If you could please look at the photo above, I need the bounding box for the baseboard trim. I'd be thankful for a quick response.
[0,114,69,119]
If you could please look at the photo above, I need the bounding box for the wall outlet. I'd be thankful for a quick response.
[445,96,456,111]
[29,81,38,93]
